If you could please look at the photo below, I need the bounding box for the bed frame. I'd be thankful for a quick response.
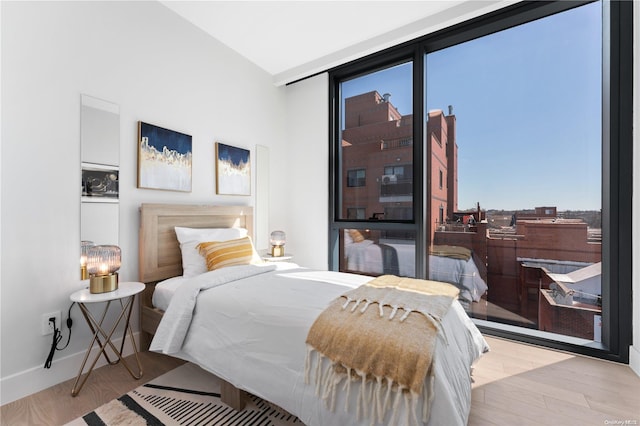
[138,203,253,409]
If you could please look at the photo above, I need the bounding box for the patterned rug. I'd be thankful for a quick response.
[66,363,302,425]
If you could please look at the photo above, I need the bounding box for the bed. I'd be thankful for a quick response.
[343,229,488,306]
[139,203,489,426]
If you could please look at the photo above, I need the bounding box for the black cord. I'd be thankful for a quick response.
[57,302,75,351]
[44,318,62,369]
[43,302,75,369]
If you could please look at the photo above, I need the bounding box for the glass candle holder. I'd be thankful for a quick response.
[86,245,121,293]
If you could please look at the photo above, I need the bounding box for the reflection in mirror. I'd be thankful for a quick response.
[80,94,120,247]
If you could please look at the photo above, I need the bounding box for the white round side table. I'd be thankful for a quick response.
[69,281,145,396]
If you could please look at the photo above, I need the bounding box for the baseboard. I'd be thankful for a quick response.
[630,344,640,378]
[0,332,139,406]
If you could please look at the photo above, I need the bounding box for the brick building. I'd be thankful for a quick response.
[486,216,602,331]
[341,91,458,241]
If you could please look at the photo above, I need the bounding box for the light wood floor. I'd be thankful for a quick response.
[0,351,186,425]
[469,336,640,425]
[2,336,639,425]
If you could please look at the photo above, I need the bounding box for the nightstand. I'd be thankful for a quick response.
[69,281,144,396]
[261,253,293,262]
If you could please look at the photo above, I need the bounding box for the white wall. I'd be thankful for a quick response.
[630,1,640,378]
[0,1,286,404]
[282,74,329,269]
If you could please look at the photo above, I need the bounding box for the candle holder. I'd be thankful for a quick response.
[86,245,121,293]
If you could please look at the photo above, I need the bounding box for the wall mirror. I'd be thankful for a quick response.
[80,94,120,246]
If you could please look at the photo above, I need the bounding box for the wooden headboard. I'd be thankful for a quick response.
[139,203,254,283]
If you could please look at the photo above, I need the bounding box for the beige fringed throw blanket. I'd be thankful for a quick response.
[430,245,472,261]
[305,275,460,426]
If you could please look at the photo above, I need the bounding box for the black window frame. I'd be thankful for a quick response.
[328,0,633,363]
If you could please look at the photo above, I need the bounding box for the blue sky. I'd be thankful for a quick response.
[341,2,602,211]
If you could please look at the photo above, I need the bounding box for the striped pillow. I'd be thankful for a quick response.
[348,229,365,243]
[197,236,259,271]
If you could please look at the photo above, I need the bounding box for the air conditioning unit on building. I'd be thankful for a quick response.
[382,174,397,184]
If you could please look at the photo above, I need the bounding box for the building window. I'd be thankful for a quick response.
[330,1,632,362]
[347,169,366,187]
[384,207,413,221]
[383,165,407,179]
[346,208,366,220]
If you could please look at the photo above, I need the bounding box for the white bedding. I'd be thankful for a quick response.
[152,275,187,311]
[344,240,488,302]
[150,263,489,426]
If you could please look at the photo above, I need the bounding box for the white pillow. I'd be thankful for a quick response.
[174,227,248,277]
[344,229,353,245]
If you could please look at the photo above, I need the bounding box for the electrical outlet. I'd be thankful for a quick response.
[41,311,61,336]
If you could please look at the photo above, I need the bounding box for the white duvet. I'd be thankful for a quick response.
[150,263,489,426]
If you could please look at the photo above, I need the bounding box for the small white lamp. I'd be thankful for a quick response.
[86,245,121,293]
[270,231,286,257]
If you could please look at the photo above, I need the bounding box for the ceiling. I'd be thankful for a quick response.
[160,1,513,86]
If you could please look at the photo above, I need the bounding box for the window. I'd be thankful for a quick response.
[346,208,366,220]
[384,207,413,221]
[425,2,606,342]
[384,165,408,179]
[333,61,416,276]
[330,1,632,362]
[347,169,366,187]
[336,62,414,224]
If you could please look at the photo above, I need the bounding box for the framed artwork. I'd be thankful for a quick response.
[215,142,251,195]
[138,121,192,192]
[81,162,119,203]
